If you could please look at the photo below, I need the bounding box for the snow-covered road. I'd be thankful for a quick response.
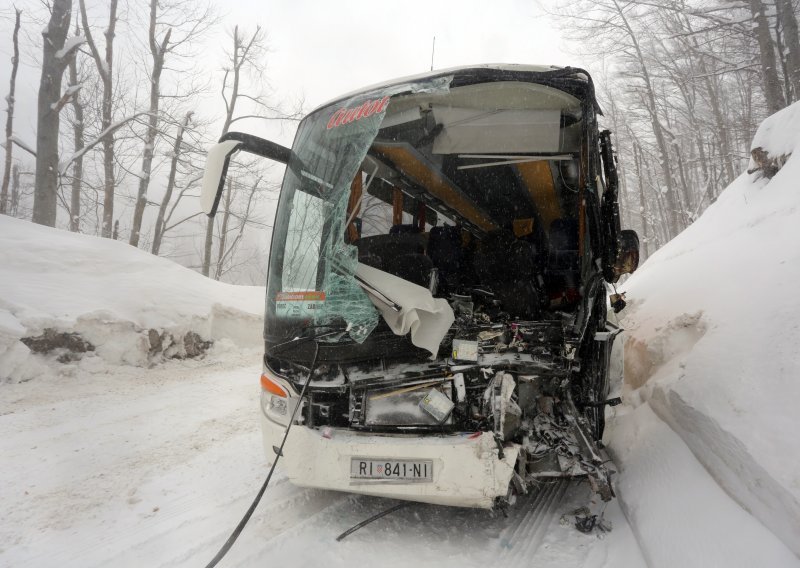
[1,348,645,568]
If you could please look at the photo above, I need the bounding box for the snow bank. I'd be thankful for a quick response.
[610,403,799,568]
[612,101,800,558]
[749,99,800,162]
[0,216,265,380]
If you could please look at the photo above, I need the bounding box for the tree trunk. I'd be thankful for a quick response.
[152,111,192,255]
[749,0,787,113]
[1,9,21,216]
[640,143,667,248]
[11,164,20,216]
[672,65,711,199]
[100,2,118,238]
[632,140,650,259]
[775,0,800,100]
[617,157,632,231]
[681,2,742,188]
[203,26,245,277]
[202,216,214,276]
[696,53,737,185]
[130,0,171,247]
[214,177,234,280]
[216,176,260,281]
[33,0,72,227]
[67,36,84,232]
[774,9,793,104]
[79,0,118,238]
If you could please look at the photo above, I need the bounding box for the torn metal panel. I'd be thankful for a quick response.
[356,263,455,357]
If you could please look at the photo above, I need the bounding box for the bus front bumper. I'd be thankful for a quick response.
[260,414,520,509]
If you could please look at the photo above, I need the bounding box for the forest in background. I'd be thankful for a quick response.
[1,0,301,285]
[547,0,800,255]
[1,0,798,281]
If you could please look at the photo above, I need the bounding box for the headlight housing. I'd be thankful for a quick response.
[260,371,302,426]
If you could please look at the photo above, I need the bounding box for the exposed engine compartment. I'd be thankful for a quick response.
[271,293,619,504]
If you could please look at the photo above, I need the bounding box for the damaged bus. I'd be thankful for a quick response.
[200,65,639,509]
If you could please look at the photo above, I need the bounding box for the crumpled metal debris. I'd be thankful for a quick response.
[560,506,613,537]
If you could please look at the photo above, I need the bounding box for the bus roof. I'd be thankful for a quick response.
[310,64,596,115]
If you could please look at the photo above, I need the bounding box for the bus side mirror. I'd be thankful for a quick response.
[201,132,293,217]
[200,140,242,216]
[614,229,640,276]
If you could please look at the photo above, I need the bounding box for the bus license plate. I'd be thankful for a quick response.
[350,458,433,482]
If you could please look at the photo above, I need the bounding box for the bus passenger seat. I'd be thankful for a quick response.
[427,226,464,295]
[546,218,581,306]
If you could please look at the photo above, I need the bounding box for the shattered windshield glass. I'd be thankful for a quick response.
[266,77,452,345]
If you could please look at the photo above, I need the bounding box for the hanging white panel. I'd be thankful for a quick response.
[431,107,562,154]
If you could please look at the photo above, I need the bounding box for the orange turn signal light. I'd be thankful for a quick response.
[260,374,288,398]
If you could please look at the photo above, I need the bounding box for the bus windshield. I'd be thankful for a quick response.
[266,77,452,347]
[265,71,588,357]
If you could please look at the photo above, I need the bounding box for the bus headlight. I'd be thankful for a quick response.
[260,372,300,426]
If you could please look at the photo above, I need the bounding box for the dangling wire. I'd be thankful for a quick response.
[204,341,321,568]
[336,502,410,542]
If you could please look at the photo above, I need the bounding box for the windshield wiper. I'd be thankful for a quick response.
[268,324,350,360]
[354,274,403,312]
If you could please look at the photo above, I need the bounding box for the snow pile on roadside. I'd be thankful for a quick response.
[0,216,265,381]
[749,98,800,160]
[608,101,800,562]
[610,403,798,567]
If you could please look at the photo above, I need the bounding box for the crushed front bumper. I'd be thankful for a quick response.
[260,414,520,509]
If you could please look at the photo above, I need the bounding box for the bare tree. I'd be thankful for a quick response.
[213,177,235,280]
[128,0,171,247]
[10,164,21,217]
[1,8,21,216]
[66,23,84,232]
[150,110,217,256]
[612,0,682,236]
[545,0,796,256]
[546,0,684,238]
[79,0,118,238]
[775,0,800,99]
[213,174,271,281]
[129,0,215,248]
[151,110,193,255]
[32,0,83,227]
[748,0,786,113]
[202,25,287,277]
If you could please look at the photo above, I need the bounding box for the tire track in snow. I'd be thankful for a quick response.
[157,485,349,568]
[496,480,569,566]
[226,481,578,568]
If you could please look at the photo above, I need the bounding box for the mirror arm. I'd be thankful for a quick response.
[203,132,293,218]
[218,132,291,164]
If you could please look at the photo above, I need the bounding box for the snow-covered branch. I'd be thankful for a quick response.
[55,35,86,60]
[51,83,83,113]
[59,112,151,175]
[10,136,36,157]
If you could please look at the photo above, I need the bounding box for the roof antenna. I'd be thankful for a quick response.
[430,36,436,71]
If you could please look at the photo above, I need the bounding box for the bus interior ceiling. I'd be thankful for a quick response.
[349,85,585,319]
